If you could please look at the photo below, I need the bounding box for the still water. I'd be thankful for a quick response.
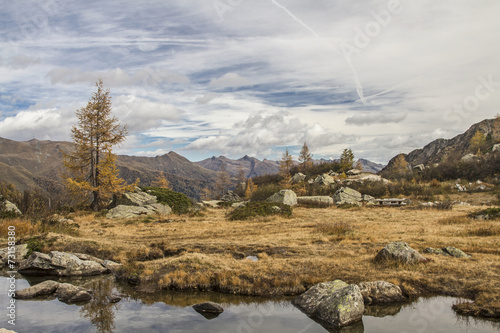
[0,274,499,333]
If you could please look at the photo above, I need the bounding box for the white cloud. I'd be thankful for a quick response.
[113,95,182,132]
[47,67,189,87]
[345,112,408,126]
[186,111,353,157]
[0,109,70,141]
[195,92,221,104]
[209,73,252,89]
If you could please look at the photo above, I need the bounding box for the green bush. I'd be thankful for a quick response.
[142,187,192,214]
[227,202,292,221]
[468,207,500,220]
[250,184,282,202]
[26,237,46,256]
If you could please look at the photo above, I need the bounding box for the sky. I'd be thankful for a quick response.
[1,0,499,163]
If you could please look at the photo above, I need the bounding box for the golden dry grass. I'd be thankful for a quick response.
[2,203,499,316]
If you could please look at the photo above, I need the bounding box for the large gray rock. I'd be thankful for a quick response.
[221,191,242,202]
[55,283,92,303]
[362,194,377,205]
[106,205,151,219]
[460,154,476,163]
[14,280,59,299]
[333,187,362,205]
[112,187,157,207]
[314,174,335,186]
[0,244,28,266]
[1,200,22,216]
[493,143,500,152]
[192,301,224,313]
[346,169,362,176]
[18,251,109,276]
[267,190,297,206]
[357,281,406,304]
[292,280,364,328]
[291,173,307,184]
[423,246,471,258]
[106,203,171,219]
[374,242,428,265]
[15,280,91,303]
[297,196,333,207]
[146,203,172,216]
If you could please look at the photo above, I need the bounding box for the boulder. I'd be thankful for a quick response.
[267,190,297,206]
[55,283,92,303]
[297,196,333,207]
[346,169,362,176]
[1,200,22,216]
[423,246,470,258]
[492,143,500,152]
[192,301,224,313]
[192,301,224,320]
[201,200,223,208]
[0,329,17,333]
[314,174,335,186]
[15,280,91,303]
[18,251,109,276]
[374,242,428,265]
[0,244,28,266]
[460,154,476,163]
[328,171,339,177]
[106,203,171,219]
[357,281,406,304]
[362,194,377,205]
[292,280,364,328]
[14,280,59,299]
[333,187,362,205]
[146,203,172,216]
[106,205,151,219]
[221,191,242,202]
[231,201,247,208]
[290,173,307,184]
[112,187,157,207]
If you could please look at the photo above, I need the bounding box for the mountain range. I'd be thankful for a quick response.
[0,136,386,200]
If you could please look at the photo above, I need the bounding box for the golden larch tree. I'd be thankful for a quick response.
[152,171,171,189]
[298,142,313,172]
[279,148,294,188]
[64,79,128,211]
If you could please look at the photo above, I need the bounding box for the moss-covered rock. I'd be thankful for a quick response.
[292,280,364,328]
[374,242,427,264]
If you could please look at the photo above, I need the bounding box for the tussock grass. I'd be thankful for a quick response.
[315,222,353,236]
[0,218,38,238]
[466,223,500,237]
[437,216,471,225]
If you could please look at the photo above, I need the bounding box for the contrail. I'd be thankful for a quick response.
[270,0,367,104]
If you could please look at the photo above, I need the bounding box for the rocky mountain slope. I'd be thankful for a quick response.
[195,155,280,178]
[381,118,500,174]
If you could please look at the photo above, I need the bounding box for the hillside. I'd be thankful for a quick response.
[0,137,219,200]
[381,118,500,175]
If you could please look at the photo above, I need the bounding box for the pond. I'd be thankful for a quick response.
[1,274,499,333]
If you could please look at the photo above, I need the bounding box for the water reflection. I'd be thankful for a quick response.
[2,271,500,333]
[80,277,119,333]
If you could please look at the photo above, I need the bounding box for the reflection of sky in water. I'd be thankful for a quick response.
[1,277,499,333]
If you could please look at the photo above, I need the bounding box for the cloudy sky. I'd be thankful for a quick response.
[1,0,499,163]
